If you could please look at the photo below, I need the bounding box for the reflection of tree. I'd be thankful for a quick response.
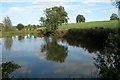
[41,37,68,63]
[18,36,24,42]
[1,61,21,79]
[94,34,120,79]
[4,37,13,50]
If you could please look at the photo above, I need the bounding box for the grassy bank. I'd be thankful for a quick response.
[1,30,38,37]
[59,20,119,29]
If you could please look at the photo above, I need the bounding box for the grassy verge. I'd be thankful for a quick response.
[1,30,38,37]
[59,20,119,29]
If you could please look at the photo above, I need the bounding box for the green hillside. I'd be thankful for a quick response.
[59,20,119,29]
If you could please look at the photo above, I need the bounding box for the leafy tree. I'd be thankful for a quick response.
[76,14,85,23]
[40,6,69,30]
[16,23,24,30]
[110,13,119,20]
[3,16,12,31]
[39,17,46,26]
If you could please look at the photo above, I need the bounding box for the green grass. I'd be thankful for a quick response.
[59,20,119,29]
[1,30,38,37]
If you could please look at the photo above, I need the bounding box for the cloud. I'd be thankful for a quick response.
[54,60,98,76]
[9,7,25,12]
[102,8,118,13]
[80,10,92,14]
[83,0,111,6]
[0,0,32,3]
[32,0,82,4]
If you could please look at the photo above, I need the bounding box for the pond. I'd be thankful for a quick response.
[1,34,119,78]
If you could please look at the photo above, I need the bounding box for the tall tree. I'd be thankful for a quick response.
[41,6,69,30]
[76,14,85,23]
[3,16,12,31]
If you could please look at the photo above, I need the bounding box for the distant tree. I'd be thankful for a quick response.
[76,14,85,23]
[110,13,119,20]
[3,16,12,31]
[0,23,4,31]
[41,6,69,30]
[16,23,24,30]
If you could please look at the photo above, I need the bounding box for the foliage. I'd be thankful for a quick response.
[76,14,85,23]
[112,0,120,9]
[16,23,24,30]
[40,6,69,30]
[24,24,38,31]
[2,16,13,31]
[110,13,119,20]
[1,61,21,78]
[94,33,120,79]
[59,20,119,29]
[39,17,46,26]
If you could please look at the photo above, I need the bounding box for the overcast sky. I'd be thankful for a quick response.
[0,0,118,26]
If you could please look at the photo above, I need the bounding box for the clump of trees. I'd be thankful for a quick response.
[16,23,24,30]
[40,6,69,30]
[76,14,85,23]
[110,13,119,20]
[24,24,39,31]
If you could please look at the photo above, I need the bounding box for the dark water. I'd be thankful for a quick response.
[1,34,119,78]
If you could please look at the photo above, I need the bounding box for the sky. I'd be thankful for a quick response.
[0,0,118,26]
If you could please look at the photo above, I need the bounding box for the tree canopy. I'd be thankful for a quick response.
[76,14,85,23]
[16,23,24,30]
[40,6,69,30]
[110,13,119,20]
[112,0,120,9]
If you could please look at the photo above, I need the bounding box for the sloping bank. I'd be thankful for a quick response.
[56,28,116,53]
[56,28,115,39]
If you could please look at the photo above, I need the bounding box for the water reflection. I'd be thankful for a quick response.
[2,34,120,78]
[18,36,24,42]
[62,37,105,54]
[4,37,13,50]
[94,34,120,79]
[41,37,68,63]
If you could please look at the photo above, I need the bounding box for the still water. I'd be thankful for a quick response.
[1,35,100,78]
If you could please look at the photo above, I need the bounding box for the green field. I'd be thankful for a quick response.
[59,20,119,29]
